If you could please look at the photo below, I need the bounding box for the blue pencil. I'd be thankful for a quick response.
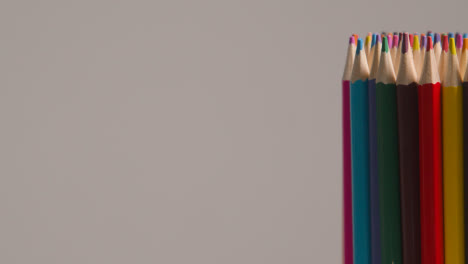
[368,34,382,264]
[351,38,371,264]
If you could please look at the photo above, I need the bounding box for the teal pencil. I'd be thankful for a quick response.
[351,38,371,264]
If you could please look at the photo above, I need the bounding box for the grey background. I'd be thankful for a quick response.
[0,0,465,263]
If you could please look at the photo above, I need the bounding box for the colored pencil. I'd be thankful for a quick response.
[460,38,468,77]
[457,33,463,62]
[368,34,381,264]
[341,30,468,264]
[396,32,418,264]
[418,36,444,264]
[442,37,465,264]
[342,36,355,264]
[439,35,449,83]
[351,38,371,264]
[375,36,401,264]
[434,33,442,65]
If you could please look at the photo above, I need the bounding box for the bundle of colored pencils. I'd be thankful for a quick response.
[342,31,468,264]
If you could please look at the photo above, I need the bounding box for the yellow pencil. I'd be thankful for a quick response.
[442,37,465,264]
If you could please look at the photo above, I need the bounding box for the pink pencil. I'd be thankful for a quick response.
[342,36,356,264]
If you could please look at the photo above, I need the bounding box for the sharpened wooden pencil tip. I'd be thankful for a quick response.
[456,33,463,49]
[413,35,420,51]
[357,38,363,54]
[443,35,449,52]
[371,33,377,47]
[435,33,441,44]
[382,37,389,52]
[427,36,433,52]
[402,33,409,54]
[449,38,457,55]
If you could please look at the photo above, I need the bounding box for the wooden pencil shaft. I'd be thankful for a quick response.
[368,78,381,264]
[442,84,465,264]
[418,82,444,264]
[396,82,419,264]
[376,82,402,264]
[351,78,371,264]
[342,80,353,264]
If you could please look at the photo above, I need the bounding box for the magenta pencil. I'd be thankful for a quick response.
[342,36,356,264]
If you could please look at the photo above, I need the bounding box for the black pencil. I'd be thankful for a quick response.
[396,32,419,264]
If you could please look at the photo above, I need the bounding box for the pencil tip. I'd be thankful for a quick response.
[357,38,363,54]
[393,34,399,48]
[382,36,389,53]
[402,33,409,54]
[464,33,468,39]
[434,33,441,44]
[443,35,449,52]
[412,34,419,51]
[349,36,355,44]
[371,33,377,47]
[427,36,433,52]
[449,38,457,55]
[456,33,463,48]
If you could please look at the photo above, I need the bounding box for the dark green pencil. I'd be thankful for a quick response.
[375,36,403,264]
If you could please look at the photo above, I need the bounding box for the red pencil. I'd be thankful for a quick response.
[418,36,444,264]
[342,36,356,264]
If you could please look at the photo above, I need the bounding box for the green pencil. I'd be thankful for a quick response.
[375,36,403,264]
